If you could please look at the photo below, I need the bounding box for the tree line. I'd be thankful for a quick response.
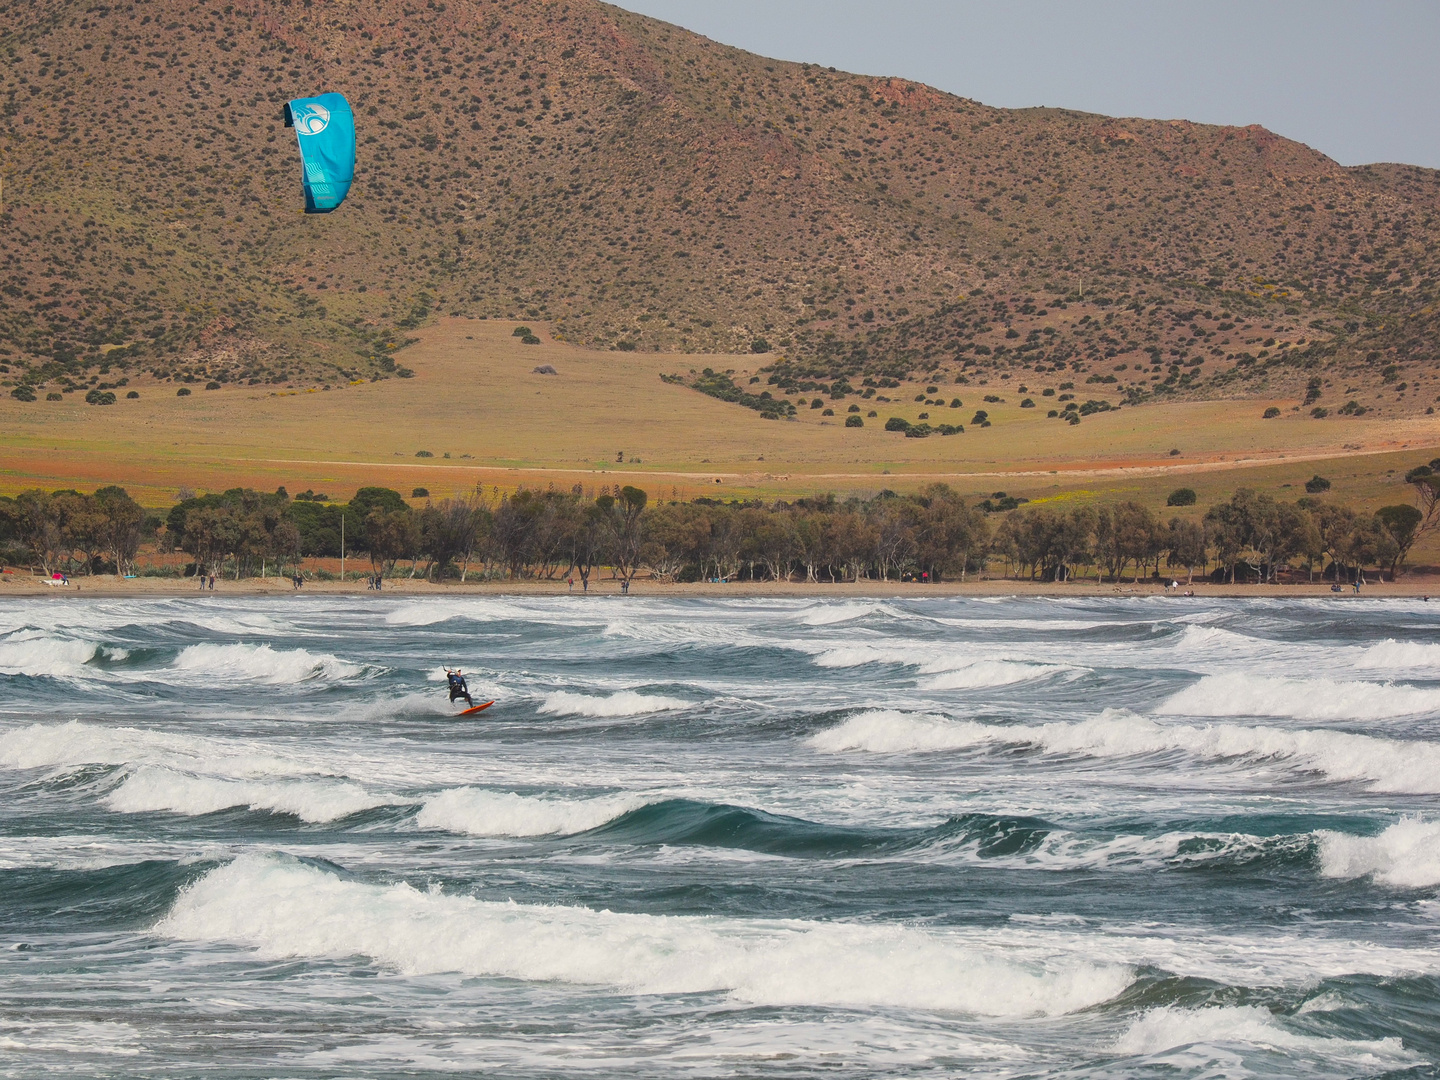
[2,463,1436,583]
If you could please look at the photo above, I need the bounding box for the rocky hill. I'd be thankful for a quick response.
[3,0,1439,417]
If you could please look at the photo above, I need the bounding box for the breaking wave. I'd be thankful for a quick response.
[1356,639,1440,670]
[157,852,1133,1016]
[1114,1005,1414,1069]
[0,633,101,678]
[417,788,648,837]
[1317,817,1440,888]
[810,709,1440,793]
[1157,672,1440,722]
[171,643,364,684]
[536,690,691,717]
[104,766,389,824]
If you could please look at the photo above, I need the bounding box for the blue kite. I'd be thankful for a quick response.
[283,92,355,213]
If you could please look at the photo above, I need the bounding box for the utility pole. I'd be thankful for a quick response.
[340,514,345,582]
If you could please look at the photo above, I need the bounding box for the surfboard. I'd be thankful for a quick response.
[457,701,495,716]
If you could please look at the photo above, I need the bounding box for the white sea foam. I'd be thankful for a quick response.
[1356,638,1440,669]
[1158,672,1440,721]
[0,633,100,678]
[808,711,998,754]
[416,788,647,837]
[0,1019,144,1056]
[1114,1005,1414,1069]
[0,720,310,780]
[919,660,1072,690]
[810,709,1440,793]
[157,852,1132,1016]
[172,642,363,683]
[105,766,388,823]
[793,602,892,626]
[537,690,690,718]
[1317,818,1440,888]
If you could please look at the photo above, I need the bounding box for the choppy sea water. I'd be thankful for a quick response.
[1,594,1439,1078]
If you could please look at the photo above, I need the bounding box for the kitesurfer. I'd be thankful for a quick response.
[445,668,474,708]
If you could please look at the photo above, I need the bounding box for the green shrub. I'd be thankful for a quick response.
[884,416,910,432]
[845,414,863,427]
[1310,406,1329,418]
[821,408,834,416]
[1020,398,1035,408]
[1263,406,1281,418]
[10,385,35,402]
[205,381,221,390]
[47,392,63,401]
[416,450,434,458]
[412,487,430,498]
[751,337,770,354]
[847,403,861,412]
[513,326,532,337]
[1166,488,1197,506]
[85,389,117,405]
[521,334,541,345]
[176,387,192,396]
[1305,475,1331,493]
[126,390,139,399]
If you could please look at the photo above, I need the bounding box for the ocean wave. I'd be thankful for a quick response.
[810,710,1440,793]
[0,1019,144,1057]
[1157,672,1440,721]
[0,720,310,780]
[0,633,101,678]
[808,710,998,753]
[157,852,1132,1016]
[1317,818,1440,888]
[105,766,389,823]
[1356,639,1440,669]
[171,642,364,684]
[417,788,647,837]
[792,602,895,626]
[919,660,1075,690]
[536,690,691,717]
[1114,1005,1414,1070]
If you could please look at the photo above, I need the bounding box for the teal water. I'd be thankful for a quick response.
[1,595,1438,1077]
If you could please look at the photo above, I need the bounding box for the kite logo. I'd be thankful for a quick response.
[292,102,331,136]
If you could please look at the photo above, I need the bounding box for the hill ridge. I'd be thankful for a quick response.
[1,0,1438,419]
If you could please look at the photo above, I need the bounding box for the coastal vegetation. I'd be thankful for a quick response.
[5,461,1436,585]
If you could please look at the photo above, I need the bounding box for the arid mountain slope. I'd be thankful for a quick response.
[2,0,1438,415]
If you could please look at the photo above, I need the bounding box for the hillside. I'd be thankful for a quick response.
[3,0,1440,419]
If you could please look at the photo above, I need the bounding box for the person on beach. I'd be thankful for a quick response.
[446,668,474,708]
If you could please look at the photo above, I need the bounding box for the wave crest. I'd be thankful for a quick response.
[1158,672,1440,722]
[1318,818,1440,888]
[157,852,1132,1016]
[105,766,388,823]
[417,788,646,837]
[537,690,690,718]
[172,643,363,684]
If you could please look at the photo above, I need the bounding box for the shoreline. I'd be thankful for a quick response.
[3,574,1436,599]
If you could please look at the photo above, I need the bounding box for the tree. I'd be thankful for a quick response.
[92,486,151,575]
[603,486,648,586]
[1165,518,1207,583]
[364,508,418,577]
[1375,504,1423,579]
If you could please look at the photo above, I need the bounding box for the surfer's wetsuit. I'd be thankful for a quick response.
[447,671,474,707]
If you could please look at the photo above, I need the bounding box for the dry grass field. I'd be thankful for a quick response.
[3,318,1440,531]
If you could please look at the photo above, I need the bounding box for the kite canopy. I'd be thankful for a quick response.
[283,92,355,213]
